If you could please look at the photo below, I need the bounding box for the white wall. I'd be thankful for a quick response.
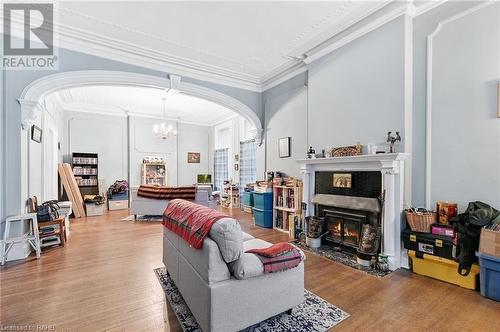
[64,111,129,190]
[177,122,211,185]
[62,111,213,189]
[426,2,500,209]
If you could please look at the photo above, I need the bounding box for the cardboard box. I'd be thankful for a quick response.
[479,228,500,258]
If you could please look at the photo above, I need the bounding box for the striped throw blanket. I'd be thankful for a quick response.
[138,185,196,200]
[163,199,228,249]
[246,243,303,273]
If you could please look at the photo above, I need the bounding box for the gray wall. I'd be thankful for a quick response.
[1,45,262,220]
[264,73,308,177]
[177,122,211,186]
[263,1,500,212]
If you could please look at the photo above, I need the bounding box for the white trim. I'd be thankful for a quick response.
[18,70,263,143]
[425,1,494,209]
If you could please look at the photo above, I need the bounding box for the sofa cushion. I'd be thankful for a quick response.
[241,231,254,242]
[229,253,264,279]
[209,218,243,263]
[229,238,272,280]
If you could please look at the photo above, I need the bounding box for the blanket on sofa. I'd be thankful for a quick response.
[246,243,303,273]
[138,185,196,200]
[163,199,228,249]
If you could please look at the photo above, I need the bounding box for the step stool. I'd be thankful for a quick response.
[1,213,41,265]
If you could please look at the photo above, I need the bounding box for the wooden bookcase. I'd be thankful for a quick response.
[141,162,167,185]
[72,152,98,196]
[273,185,302,238]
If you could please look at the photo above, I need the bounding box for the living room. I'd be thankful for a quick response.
[1,1,499,331]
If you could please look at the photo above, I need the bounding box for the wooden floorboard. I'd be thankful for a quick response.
[1,208,499,331]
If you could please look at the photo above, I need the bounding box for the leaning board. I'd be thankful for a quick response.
[63,163,86,217]
[58,164,81,218]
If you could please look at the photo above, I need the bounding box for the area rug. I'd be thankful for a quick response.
[154,267,350,332]
[292,241,392,277]
[121,215,162,222]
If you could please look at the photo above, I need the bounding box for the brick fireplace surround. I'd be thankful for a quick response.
[297,153,409,270]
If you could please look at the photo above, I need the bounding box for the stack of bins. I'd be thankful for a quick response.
[241,191,254,214]
[252,192,273,228]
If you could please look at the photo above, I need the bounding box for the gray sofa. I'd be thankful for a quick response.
[163,217,305,332]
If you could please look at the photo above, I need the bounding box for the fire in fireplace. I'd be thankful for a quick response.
[322,207,370,249]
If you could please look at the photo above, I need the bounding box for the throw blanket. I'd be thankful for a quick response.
[138,185,196,200]
[163,199,228,249]
[246,242,303,274]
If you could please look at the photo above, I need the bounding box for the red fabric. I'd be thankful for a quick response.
[246,242,296,258]
[162,199,228,249]
[246,245,303,273]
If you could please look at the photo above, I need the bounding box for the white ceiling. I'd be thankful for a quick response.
[56,1,388,87]
[45,85,239,125]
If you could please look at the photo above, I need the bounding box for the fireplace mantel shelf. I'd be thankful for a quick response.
[296,153,409,165]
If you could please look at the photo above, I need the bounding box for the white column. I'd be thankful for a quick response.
[380,160,400,270]
[300,164,313,215]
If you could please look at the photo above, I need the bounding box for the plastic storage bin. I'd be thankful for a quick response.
[253,192,273,210]
[402,229,454,260]
[253,207,273,228]
[477,252,500,301]
[408,250,479,290]
[242,192,254,206]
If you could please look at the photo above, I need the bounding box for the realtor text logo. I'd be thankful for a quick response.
[2,3,58,70]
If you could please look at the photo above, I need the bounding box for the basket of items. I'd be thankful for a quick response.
[405,207,437,233]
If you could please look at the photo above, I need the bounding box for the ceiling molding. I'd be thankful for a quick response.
[10,1,448,92]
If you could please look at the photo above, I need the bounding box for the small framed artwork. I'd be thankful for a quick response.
[333,173,352,188]
[279,137,291,158]
[234,164,239,171]
[187,152,200,163]
[31,125,42,143]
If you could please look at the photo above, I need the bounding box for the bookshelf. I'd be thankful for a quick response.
[72,152,99,196]
[141,162,167,185]
[272,184,302,238]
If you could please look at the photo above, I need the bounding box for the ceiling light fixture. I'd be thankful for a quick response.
[153,91,178,139]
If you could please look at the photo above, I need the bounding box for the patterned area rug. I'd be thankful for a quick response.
[121,215,162,222]
[293,241,392,277]
[154,267,350,332]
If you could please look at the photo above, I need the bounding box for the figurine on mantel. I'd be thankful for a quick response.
[387,131,401,153]
[307,146,316,159]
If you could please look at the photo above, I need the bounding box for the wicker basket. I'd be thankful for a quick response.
[405,211,437,233]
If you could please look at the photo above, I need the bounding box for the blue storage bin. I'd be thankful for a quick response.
[110,192,129,201]
[242,192,254,206]
[253,207,273,228]
[253,192,273,210]
[477,252,500,301]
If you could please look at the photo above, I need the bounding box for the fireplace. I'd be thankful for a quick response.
[298,153,409,270]
[323,208,367,248]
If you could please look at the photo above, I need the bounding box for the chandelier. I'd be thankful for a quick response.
[153,94,178,139]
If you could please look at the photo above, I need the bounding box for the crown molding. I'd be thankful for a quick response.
[8,1,448,93]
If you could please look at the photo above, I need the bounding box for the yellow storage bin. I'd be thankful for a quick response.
[408,250,479,290]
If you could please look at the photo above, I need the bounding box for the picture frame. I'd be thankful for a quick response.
[234,164,239,171]
[31,125,42,143]
[333,173,352,188]
[279,137,291,158]
[187,152,200,163]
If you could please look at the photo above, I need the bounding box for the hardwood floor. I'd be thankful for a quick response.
[1,208,499,332]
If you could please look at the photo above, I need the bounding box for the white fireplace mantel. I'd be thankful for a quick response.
[297,153,410,270]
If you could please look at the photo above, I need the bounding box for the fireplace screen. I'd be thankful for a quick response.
[323,209,367,248]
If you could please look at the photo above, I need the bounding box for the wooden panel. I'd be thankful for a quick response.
[57,164,80,218]
[62,163,86,217]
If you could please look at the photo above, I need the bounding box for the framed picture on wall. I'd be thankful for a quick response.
[31,125,42,143]
[187,152,200,163]
[333,173,352,188]
[279,137,291,158]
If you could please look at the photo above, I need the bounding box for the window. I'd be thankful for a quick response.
[239,140,256,190]
[214,148,229,191]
